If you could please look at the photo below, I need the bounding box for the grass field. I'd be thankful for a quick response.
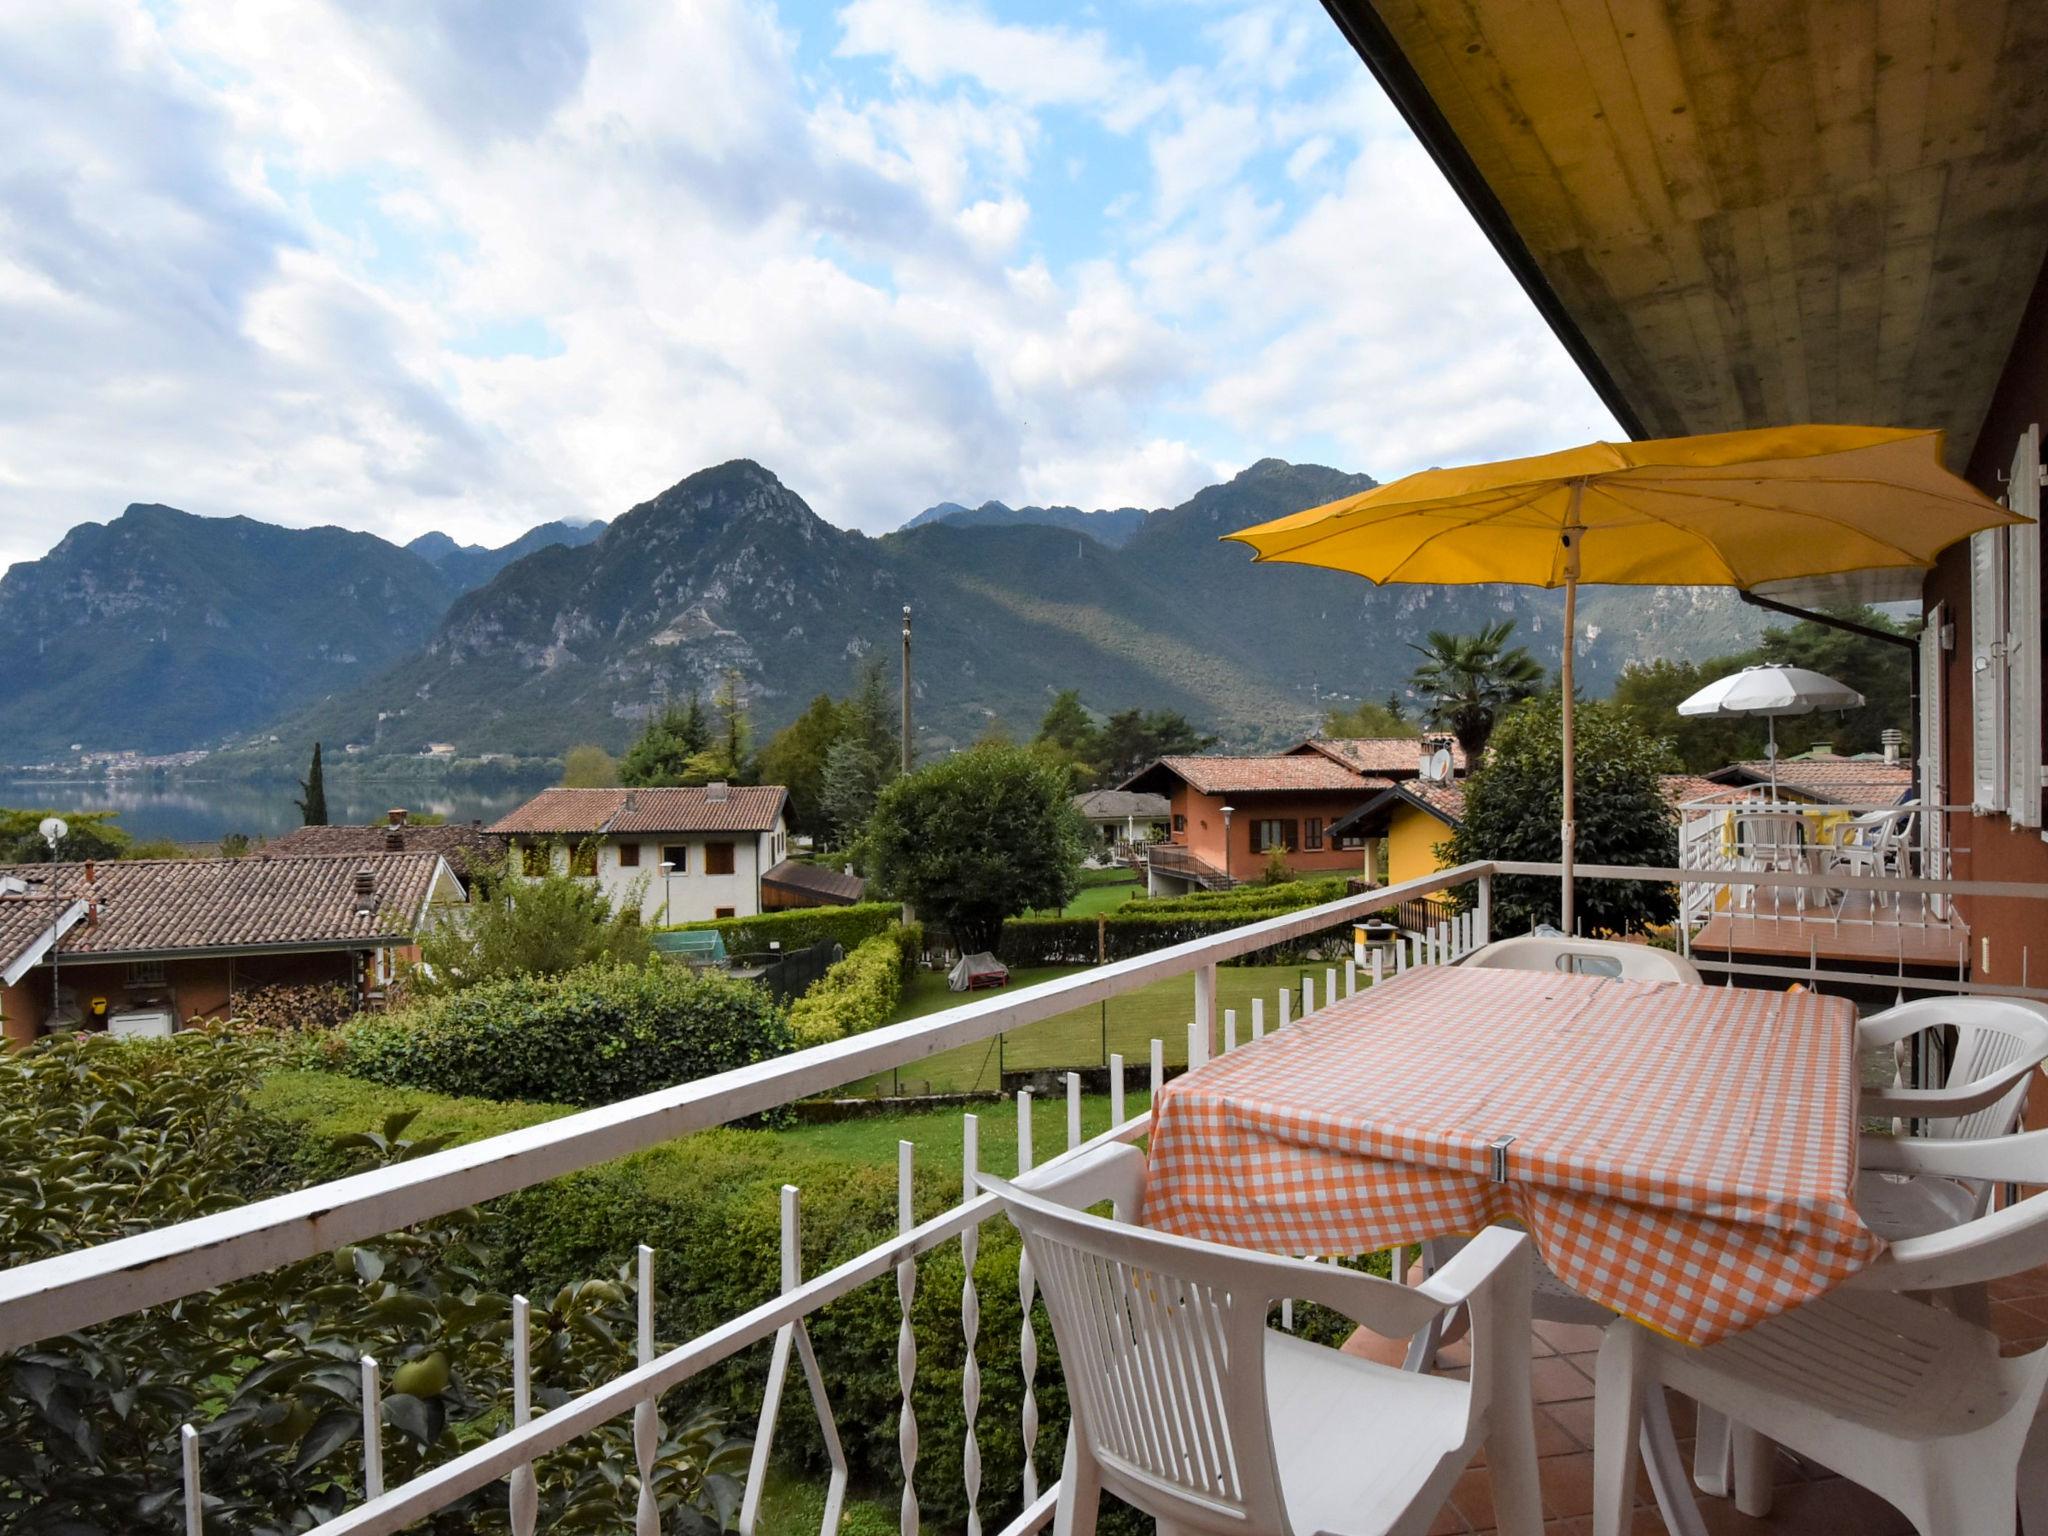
[1055,878,1143,916]
[849,959,1347,1097]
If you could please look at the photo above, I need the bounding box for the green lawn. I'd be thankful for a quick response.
[1057,878,1143,916]
[850,959,1344,1097]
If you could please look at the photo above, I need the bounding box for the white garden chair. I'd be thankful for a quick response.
[980,1142,1543,1536]
[1826,804,1915,902]
[1594,1129,2048,1536]
[1464,934,1703,984]
[1731,808,1821,911]
[1692,997,2048,1503]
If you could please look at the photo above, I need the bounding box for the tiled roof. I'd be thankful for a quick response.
[261,822,507,880]
[1072,789,1169,820]
[1296,737,1467,775]
[1659,774,1726,808]
[0,895,87,984]
[762,860,867,904]
[489,785,787,836]
[1405,780,1467,822]
[1712,757,1913,805]
[0,853,455,958]
[1128,755,1382,795]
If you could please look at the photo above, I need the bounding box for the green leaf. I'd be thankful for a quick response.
[292,1407,361,1474]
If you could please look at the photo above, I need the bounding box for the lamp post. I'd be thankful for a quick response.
[658,861,675,924]
[1221,804,1234,885]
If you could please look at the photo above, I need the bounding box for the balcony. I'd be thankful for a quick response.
[2,858,2045,1536]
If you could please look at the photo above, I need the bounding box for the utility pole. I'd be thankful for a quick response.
[900,604,913,775]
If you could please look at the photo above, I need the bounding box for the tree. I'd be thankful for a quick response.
[1611,658,1755,772]
[295,741,328,825]
[1036,689,1098,758]
[757,693,846,834]
[1407,621,1545,762]
[1091,709,1215,786]
[0,808,131,862]
[1321,698,1418,739]
[820,734,886,849]
[702,667,754,781]
[559,743,620,788]
[619,693,711,786]
[842,660,899,773]
[867,744,1088,952]
[411,853,652,993]
[1442,695,1679,936]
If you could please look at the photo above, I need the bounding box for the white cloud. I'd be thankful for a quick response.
[0,0,1617,577]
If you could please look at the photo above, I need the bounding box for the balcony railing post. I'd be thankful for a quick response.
[1193,963,1217,1065]
[1476,872,1492,946]
[634,1246,658,1536]
[1016,1093,1039,1507]
[510,1295,536,1536]
[1150,1039,1163,1101]
[1108,1055,1125,1126]
[1223,1008,1237,1053]
[1251,996,1265,1040]
[961,1116,982,1536]
[1278,987,1292,1029]
[897,1142,919,1536]
[1066,1074,1082,1151]
[360,1356,384,1501]
[181,1423,202,1536]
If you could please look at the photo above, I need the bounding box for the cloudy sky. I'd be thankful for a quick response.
[0,0,1616,572]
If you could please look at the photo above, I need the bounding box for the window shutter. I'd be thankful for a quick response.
[2009,425,2044,830]
[1971,526,2010,813]
[1920,602,1946,914]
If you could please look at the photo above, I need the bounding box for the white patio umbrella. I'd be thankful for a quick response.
[1677,665,1865,797]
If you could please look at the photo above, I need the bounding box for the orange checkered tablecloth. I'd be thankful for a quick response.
[1142,965,1880,1345]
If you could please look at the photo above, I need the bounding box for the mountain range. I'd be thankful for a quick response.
[0,461,1769,767]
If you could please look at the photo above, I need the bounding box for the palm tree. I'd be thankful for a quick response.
[1407,621,1545,763]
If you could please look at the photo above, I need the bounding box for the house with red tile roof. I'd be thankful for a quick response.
[262,808,507,886]
[487,783,797,924]
[0,852,464,1048]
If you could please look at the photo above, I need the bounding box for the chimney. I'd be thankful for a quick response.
[353,867,375,913]
[388,808,409,826]
[706,780,730,803]
[384,827,405,852]
[1881,728,1904,767]
[1418,741,1435,781]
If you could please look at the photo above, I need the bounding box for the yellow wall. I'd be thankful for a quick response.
[1386,804,1455,885]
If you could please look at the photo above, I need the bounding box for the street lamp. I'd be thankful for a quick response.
[658,860,676,924]
[1220,804,1234,884]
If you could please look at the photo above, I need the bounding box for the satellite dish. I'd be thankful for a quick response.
[38,816,67,849]
[1428,748,1453,782]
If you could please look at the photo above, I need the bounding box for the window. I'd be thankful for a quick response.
[617,842,640,868]
[1252,819,1297,853]
[715,906,736,920]
[1303,817,1324,851]
[661,845,688,873]
[1172,813,1186,833]
[125,960,166,987]
[1335,831,1368,852]
[568,842,597,878]
[521,842,550,876]
[705,841,736,876]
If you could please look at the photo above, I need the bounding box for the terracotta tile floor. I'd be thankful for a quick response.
[1336,1260,2048,1534]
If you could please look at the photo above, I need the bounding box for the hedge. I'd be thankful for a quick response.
[662,901,903,956]
[998,907,1350,967]
[786,931,907,1046]
[1135,876,1349,915]
[270,1078,1063,1528]
[332,963,793,1105]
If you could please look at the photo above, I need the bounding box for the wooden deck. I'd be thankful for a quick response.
[1691,888,1968,972]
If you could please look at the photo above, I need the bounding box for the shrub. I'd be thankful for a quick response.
[998,883,1353,968]
[666,902,901,957]
[337,963,794,1105]
[1135,877,1348,915]
[0,1033,743,1534]
[413,854,652,994]
[786,932,907,1046]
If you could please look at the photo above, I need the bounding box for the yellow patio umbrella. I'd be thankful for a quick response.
[1223,424,2022,932]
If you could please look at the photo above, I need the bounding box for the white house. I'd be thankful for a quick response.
[488,784,791,924]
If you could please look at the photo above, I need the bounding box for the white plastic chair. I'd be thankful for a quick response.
[1594,1130,2048,1536]
[1857,998,2048,1242]
[1732,808,1820,911]
[1826,805,1914,901]
[980,1142,1542,1536]
[1463,934,1703,984]
[1692,997,2048,1502]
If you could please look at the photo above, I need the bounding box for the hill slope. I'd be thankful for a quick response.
[407,519,608,592]
[902,499,1152,548]
[264,458,1766,759]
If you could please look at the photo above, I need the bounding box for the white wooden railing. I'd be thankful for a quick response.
[10,856,2048,1536]
[0,864,1496,1536]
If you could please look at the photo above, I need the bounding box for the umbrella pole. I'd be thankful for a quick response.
[1767,715,1779,800]
[1560,484,1583,935]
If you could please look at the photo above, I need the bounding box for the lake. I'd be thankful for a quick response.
[0,776,551,846]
